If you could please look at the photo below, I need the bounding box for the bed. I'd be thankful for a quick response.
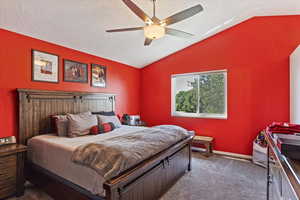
[18,89,193,200]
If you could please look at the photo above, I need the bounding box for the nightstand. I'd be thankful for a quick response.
[0,144,27,199]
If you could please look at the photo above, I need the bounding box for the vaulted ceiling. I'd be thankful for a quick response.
[1,0,300,68]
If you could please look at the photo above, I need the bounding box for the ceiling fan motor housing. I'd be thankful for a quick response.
[144,25,165,40]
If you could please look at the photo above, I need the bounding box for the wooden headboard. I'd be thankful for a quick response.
[18,89,116,145]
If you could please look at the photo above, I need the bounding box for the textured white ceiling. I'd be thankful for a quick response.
[0,0,299,68]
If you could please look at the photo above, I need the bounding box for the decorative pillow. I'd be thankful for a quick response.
[67,112,97,137]
[99,122,115,133]
[90,123,115,135]
[92,111,115,116]
[52,115,68,137]
[90,125,99,135]
[97,115,122,128]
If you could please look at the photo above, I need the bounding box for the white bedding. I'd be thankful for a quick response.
[27,125,148,196]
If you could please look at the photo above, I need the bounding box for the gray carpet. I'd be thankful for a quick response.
[9,153,266,200]
[161,153,266,200]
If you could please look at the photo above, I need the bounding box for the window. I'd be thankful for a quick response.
[171,70,227,119]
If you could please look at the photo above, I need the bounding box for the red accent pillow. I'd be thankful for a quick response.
[100,123,115,133]
[90,126,99,135]
[90,123,115,135]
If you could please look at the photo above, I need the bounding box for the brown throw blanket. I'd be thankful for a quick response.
[71,125,188,180]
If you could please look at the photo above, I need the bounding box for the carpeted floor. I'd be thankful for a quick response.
[8,152,266,200]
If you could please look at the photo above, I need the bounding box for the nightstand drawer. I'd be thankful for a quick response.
[0,168,17,180]
[0,179,16,199]
[0,154,17,166]
[0,155,17,181]
[0,144,27,198]
[0,155,17,199]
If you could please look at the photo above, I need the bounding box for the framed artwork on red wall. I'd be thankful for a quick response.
[63,59,88,83]
[91,64,106,88]
[32,50,59,83]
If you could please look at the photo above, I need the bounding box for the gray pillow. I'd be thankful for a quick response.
[97,115,122,128]
[53,115,68,137]
[67,112,97,137]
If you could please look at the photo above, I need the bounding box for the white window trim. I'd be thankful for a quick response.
[171,69,228,119]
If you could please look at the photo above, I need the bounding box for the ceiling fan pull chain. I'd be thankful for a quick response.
[153,0,156,18]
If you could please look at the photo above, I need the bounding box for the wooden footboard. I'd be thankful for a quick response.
[104,136,192,200]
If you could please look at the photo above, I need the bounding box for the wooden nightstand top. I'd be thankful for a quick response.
[0,144,27,157]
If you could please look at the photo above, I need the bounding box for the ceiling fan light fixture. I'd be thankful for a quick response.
[144,24,165,40]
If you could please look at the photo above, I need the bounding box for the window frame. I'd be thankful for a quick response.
[171,69,228,119]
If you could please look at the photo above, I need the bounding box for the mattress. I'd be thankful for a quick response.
[27,125,148,196]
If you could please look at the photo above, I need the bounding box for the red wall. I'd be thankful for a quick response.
[141,16,300,155]
[1,16,299,155]
[0,29,141,138]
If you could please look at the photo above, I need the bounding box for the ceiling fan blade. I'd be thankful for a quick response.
[161,4,203,26]
[165,28,194,38]
[122,0,152,23]
[144,38,153,46]
[152,16,161,24]
[106,27,144,33]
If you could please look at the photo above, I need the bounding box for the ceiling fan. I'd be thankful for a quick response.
[106,0,203,46]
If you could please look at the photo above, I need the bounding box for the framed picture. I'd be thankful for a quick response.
[91,64,106,88]
[63,59,88,83]
[32,50,59,83]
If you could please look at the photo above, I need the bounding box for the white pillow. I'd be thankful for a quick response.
[97,115,122,128]
[67,112,97,137]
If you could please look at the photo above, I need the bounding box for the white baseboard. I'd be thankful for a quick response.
[192,147,252,160]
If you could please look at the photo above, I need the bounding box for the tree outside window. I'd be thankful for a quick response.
[171,70,227,119]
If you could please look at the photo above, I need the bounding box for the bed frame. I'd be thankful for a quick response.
[18,89,193,200]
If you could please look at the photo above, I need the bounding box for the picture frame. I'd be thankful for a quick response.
[91,64,107,88]
[32,50,59,83]
[63,59,88,83]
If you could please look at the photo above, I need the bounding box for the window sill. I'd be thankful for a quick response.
[171,112,227,119]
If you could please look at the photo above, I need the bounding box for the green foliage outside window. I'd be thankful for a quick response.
[175,73,225,114]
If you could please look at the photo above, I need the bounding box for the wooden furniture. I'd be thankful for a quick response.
[0,144,27,199]
[18,89,193,200]
[192,136,214,157]
[265,131,300,200]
